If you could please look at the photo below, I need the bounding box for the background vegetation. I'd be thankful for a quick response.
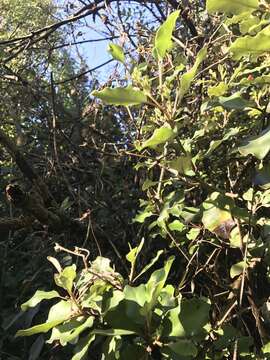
[1,0,270,359]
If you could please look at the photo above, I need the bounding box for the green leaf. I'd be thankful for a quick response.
[206,0,259,15]
[91,87,147,106]
[141,125,174,149]
[145,256,174,310]
[208,82,229,97]
[126,238,144,264]
[71,333,96,360]
[154,10,180,59]
[21,290,60,311]
[163,297,211,338]
[134,249,164,281]
[133,210,153,223]
[179,297,211,337]
[16,300,73,337]
[262,341,270,354]
[238,126,270,160]
[167,156,194,176]
[47,316,94,346]
[16,320,66,338]
[201,93,252,111]
[107,43,125,63]
[205,128,240,156]
[163,304,185,337]
[202,193,233,233]
[54,264,76,294]
[229,226,242,248]
[163,340,198,357]
[168,220,185,232]
[91,328,135,336]
[230,261,245,278]
[230,25,270,60]
[180,47,207,100]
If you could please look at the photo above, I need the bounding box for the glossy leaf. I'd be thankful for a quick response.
[230,25,270,59]
[91,328,135,336]
[145,256,174,310]
[21,290,60,311]
[133,249,164,281]
[92,87,147,106]
[201,93,252,111]
[179,47,207,100]
[154,10,180,59]
[47,316,94,346]
[141,125,174,149]
[206,0,259,15]
[168,220,185,232]
[238,126,270,160]
[107,43,125,63]
[72,333,96,360]
[16,300,72,337]
[126,238,144,264]
[54,264,76,294]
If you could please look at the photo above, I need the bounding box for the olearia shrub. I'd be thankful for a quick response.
[16,0,270,358]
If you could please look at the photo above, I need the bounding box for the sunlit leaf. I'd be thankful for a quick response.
[126,238,144,264]
[92,87,147,106]
[202,193,235,238]
[134,249,164,281]
[107,43,125,63]
[133,210,153,223]
[145,256,174,310]
[141,125,174,149]
[16,300,72,337]
[206,0,259,15]
[21,290,60,312]
[168,220,185,232]
[179,47,207,100]
[154,10,180,59]
[47,316,94,346]
[208,82,229,97]
[201,93,252,111]
[71,333,96,360]
[238,126,270,160]
[230,25,270,59]
[230,261,245,278]
[54,264,76,294]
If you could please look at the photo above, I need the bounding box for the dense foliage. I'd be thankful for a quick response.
[2,0,270,359]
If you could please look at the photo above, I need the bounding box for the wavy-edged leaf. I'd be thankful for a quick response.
[21,290,60,312]
[107,43,125,63]
[238,126,270,160]
[133,249,164,282]
[92,87,147,106]
[47,316,94,346]
[230,25,270,60]
[180,47,207,100]
[54,264,76,294]
[71,333,96,360]
[206,0,258,15]
[16,300,72,337]
[154,10,180,59]
[230,261,245,278]
[141,125,174,149]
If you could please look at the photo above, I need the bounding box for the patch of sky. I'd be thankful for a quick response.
[55,1,158,83]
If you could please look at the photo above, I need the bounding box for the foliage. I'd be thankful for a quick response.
[3,0,270,359]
